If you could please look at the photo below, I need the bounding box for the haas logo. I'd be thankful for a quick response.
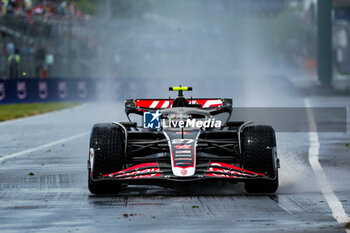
[17,82,27,100]
[181,170,187,175]
[77,81,87,99]
[58,81,68,99]
[38,81,48,99]
[0,83,5,101]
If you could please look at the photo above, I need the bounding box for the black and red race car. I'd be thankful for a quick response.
[88,87,279,194]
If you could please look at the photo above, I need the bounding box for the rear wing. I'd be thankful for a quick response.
[125,98,233,117]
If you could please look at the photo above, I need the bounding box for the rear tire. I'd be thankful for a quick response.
[242,125,278,193]
[88,123,125,194]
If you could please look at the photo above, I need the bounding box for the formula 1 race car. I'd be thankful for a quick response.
[88,86,279,194]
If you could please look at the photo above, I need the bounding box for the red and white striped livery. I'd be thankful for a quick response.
[135,99,223,109]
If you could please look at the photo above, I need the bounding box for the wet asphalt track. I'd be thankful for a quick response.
[0,98,350,233]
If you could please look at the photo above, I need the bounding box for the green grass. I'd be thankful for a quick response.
[0,102,82,122]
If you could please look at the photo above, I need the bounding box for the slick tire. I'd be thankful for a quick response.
[242,125,278,193]
[88,123,125,194]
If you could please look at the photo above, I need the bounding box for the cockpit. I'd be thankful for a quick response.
[160,107,211,129]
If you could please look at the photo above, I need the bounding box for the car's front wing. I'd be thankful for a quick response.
[98,162,275,183]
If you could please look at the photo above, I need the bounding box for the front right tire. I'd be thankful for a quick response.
[88,123,125,194]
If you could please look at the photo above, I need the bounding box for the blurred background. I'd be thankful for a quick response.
[0,0,349,104]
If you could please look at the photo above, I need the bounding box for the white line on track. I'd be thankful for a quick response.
[0,132,89,163]
[0,103,87,127]
[305,98,350,229]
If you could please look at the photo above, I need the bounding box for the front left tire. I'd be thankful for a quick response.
[242,125,279,193]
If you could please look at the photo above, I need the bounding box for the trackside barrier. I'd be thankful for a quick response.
[0,78,98,104]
